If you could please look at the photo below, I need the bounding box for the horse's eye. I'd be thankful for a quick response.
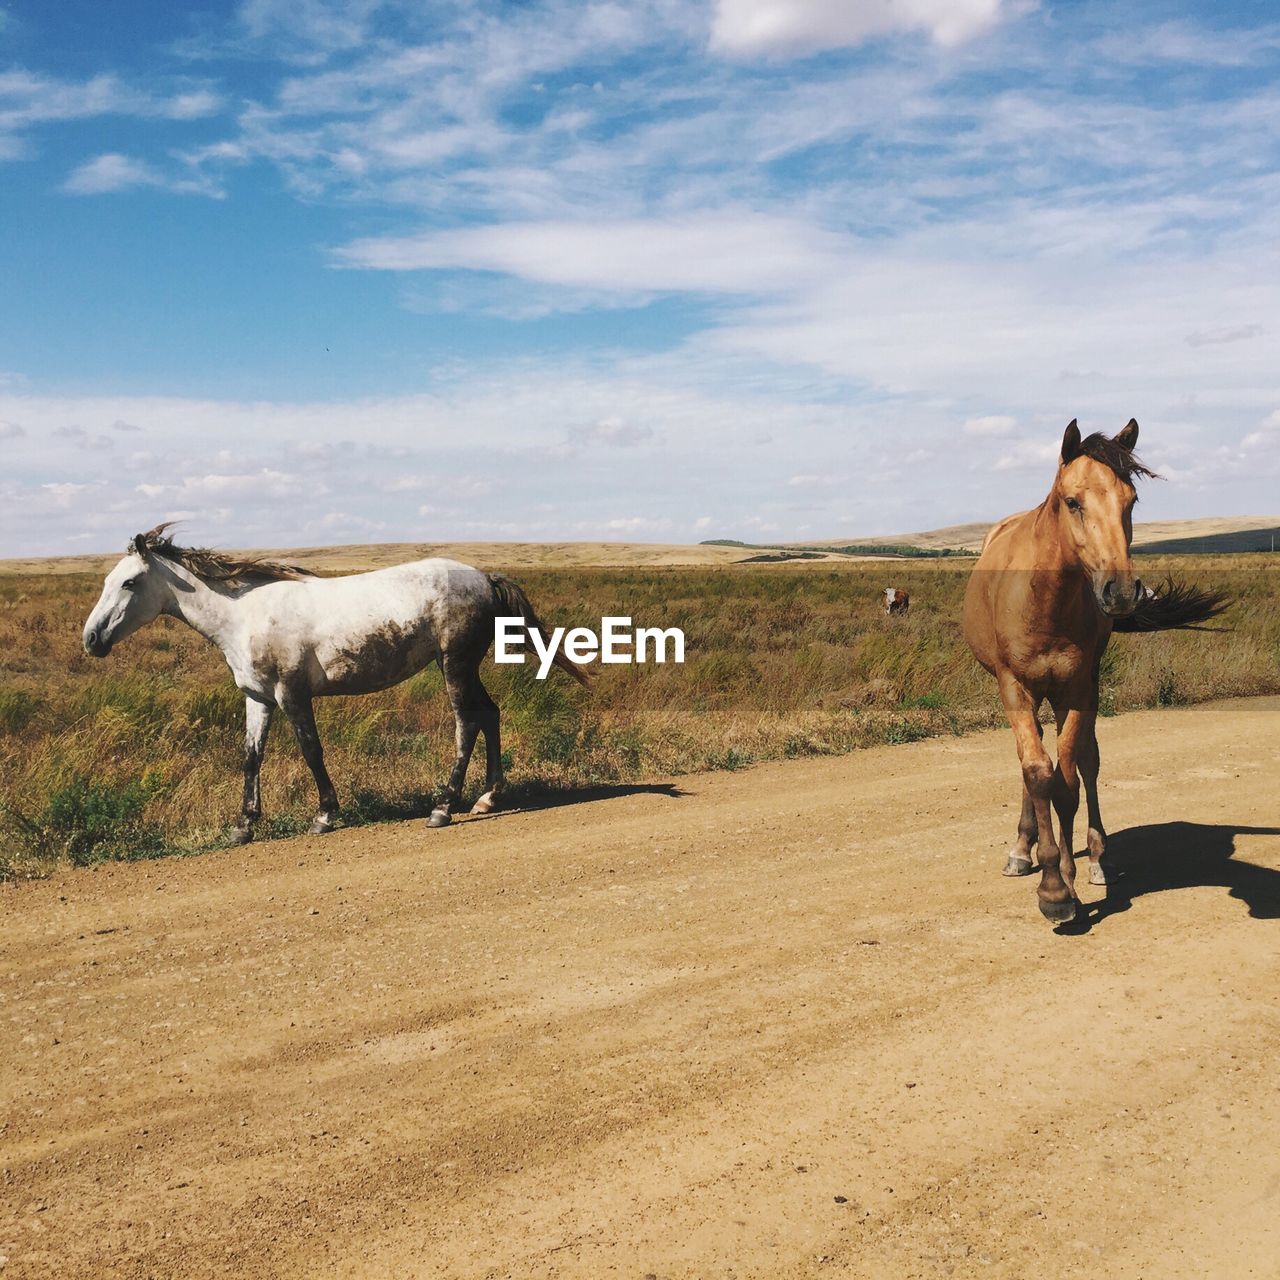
[1065,497,1081,513]
[122,578,138,590]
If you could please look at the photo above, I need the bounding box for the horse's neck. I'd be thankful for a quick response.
[1026,499,1087,601]
[159,565,241,650]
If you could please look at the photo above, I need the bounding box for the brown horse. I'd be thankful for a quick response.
[963,419,1226,923]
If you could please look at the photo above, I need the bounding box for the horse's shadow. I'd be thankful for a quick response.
[468,781,688,821]
[1060,822,1280,934]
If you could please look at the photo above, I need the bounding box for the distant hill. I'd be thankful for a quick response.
[789,516,1280,556]
[6,517,1276,578]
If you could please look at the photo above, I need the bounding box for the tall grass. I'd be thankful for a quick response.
[1,557,1277,877]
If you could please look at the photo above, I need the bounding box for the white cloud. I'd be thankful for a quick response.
[386,475,429,492]
[63,152,221,197]
[992,438,1060,471]
[1185,324,1264,349]
[138,468,303,501]
[2,369,1275,558]
[312,510,387,534]
[64,153,165,195]
[963,415,1017,436]
[0,70,221,161]
[41,482,96,506]
[53,424,114,449]
[597,516,674,534]
[166,90,223,120]
[1095,21,1280,68]
[237,0,386,53]
[335,213,845,296]
[0,421,24,440]
[1241,409,1280,450]
[565,416,655,449]
[709,0,1021,56]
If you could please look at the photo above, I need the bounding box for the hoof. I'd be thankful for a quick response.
[1039,895,1078,924]
[469,791,496,816]
[1002,854,1034,877]
[427,808,452,829]
[1088,862,1107,887]
[308,816,336,836]
[229,825,253,846]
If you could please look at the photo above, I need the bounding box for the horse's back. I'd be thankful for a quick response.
[244,557,497,697]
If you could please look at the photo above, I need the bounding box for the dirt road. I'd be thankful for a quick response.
[3,698,1279,1279]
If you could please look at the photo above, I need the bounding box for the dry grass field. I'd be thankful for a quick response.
[1,552,1277,878]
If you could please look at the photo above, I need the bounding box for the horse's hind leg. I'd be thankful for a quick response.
[231,697,273,845]
[469,680,502,816]
[280,691,339,834]
[429,652,485,828]
[1079,722,1107,886]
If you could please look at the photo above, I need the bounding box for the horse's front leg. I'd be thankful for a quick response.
[1004,720,1042,877]
[999,674,1074,923]
[231,696,274,845]
[1049,699,1088,907]
[280,691,339,834]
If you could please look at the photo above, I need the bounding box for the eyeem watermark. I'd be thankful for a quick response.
[495,616,685,679]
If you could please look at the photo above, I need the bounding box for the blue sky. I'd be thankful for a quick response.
[2,0,1279,555]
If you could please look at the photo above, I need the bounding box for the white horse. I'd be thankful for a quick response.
[82,525,588,840]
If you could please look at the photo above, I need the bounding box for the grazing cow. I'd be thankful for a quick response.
[883,587,910,616]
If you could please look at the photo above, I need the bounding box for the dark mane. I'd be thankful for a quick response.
[1077,433,1159,486]
[128,522,315,587]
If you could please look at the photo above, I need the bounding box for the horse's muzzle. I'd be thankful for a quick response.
[1097,577,1143,618]
[83,629,112,658]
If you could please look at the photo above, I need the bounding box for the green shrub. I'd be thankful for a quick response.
[7,773,168,867]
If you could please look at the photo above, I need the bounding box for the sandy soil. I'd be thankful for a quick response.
[2,698,1278,1279]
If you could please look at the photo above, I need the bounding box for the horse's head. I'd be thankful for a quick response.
[1054,418,1153,618]
[82,532,172,657]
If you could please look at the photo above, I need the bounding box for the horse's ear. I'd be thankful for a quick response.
[129,533,149,557]
[1115,418,1139,451]
[1060,419,1081,464]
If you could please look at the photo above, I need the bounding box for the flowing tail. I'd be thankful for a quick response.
[1111,577,1230,633]
[488,574,592,686]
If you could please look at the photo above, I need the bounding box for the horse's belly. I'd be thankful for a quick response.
[316,626,437,695]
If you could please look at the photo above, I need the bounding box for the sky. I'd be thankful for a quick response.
[2,0,1279,556]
